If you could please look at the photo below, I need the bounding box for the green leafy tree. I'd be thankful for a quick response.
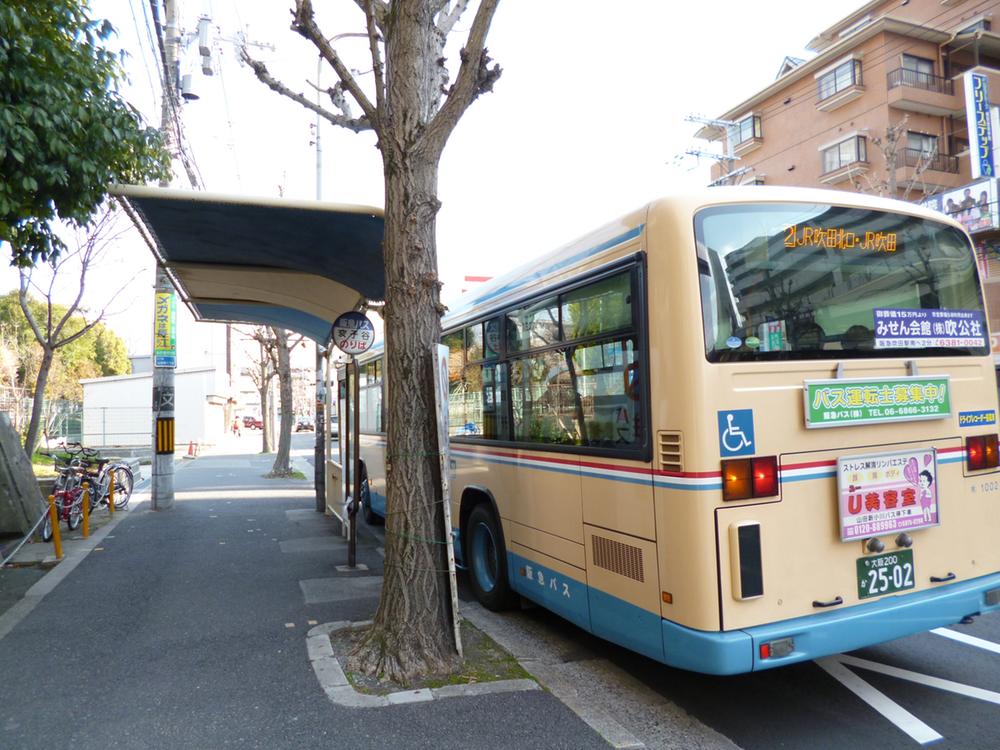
[0,0,169,264]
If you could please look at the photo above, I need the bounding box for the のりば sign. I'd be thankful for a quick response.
[837,448,939,542]
[331,311,375,355]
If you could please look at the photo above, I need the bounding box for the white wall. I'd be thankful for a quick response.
[81,367,230,448]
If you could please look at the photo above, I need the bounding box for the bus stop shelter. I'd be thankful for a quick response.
[112,184,385,518]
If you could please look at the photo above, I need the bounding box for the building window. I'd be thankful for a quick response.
[822,136,867,173]
[907,131,938,155]
[817,59,863,101]
[902,54,934,77]
[734,114,762,145]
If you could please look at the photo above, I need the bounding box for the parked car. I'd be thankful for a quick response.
[329,412,339,437]
[295,418,314,432]
[242,416,263,430]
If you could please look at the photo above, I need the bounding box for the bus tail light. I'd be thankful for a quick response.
[722,456,779,501]
[966,434,1000,471]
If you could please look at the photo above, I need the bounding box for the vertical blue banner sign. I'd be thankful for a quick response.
[964,71,995,179]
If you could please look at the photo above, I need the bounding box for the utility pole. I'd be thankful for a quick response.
[151,0,180,511]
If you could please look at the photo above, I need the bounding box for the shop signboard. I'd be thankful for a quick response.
[965,71,995,180]
[932,178,998,235]
[153,291,176,368]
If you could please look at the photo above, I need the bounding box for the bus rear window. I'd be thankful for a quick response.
[694,203,989,361]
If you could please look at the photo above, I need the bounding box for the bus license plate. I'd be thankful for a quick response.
[856,549,915,600]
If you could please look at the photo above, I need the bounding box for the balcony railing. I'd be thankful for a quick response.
[887,68,954,95]
[900,148,959,173]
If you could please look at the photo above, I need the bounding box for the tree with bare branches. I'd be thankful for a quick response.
[851,115,941,201]
[16,207,137,455]
[243,0,501,681]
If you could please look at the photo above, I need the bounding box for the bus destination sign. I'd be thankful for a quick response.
[783,224,897,253]
[804,375,951,429]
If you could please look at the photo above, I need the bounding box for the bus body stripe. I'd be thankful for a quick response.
[450,446,971,490]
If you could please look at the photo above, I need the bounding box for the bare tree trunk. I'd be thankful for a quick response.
[347,5,456,678]
[23,347,54,457]
[271,328,294,475]
[259,381,272,453]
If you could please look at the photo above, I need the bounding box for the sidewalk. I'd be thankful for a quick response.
[0,451,610,750]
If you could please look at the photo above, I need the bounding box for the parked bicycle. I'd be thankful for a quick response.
[42,443,135,511]
[40,485,84,541]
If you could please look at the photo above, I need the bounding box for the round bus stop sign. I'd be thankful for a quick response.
[332,311,375,355]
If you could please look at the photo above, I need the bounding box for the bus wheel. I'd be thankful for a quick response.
[361,475,383,526]
[466,503,516,611]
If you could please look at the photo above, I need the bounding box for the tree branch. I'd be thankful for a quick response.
[241,51,373,133]
[353,0,389,31]
[364,0,386,115]
[437,0,470,36]
[292,0,380,129]
[18,270,48,351]
[422,0,500,158]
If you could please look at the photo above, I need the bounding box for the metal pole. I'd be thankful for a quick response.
[349,356,360,568]
[314,345,325,511]
[342,362,351,535]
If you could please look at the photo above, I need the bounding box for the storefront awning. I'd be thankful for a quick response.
[113,185,384,342]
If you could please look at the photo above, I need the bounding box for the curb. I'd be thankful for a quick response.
[306,620,540,708]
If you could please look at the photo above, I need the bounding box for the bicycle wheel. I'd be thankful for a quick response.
[66,491,83,531]
[112,466,134,509]
[41,513,52,543]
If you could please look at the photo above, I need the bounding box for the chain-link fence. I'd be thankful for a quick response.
[81,407,150,447]
[0,388,82,445]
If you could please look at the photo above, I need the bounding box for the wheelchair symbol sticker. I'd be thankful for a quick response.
[718,409,755,457]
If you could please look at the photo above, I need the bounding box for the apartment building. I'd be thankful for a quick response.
[695,0,1000,353]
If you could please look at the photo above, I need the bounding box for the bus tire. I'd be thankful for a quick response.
[466,503,516,611]
[361,474,383,526]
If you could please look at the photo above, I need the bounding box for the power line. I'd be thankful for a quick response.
[127,0,159,98]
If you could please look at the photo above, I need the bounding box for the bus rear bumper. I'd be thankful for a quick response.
[662,572,1000,675]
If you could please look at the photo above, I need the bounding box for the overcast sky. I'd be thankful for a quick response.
[1,0,864,359]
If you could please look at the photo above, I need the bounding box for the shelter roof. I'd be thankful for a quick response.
[113,185,385,342]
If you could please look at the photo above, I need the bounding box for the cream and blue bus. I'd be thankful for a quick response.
[351,186,1000,674]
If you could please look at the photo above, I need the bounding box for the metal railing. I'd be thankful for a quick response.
[887,68,954,95]
[900,148,959,173]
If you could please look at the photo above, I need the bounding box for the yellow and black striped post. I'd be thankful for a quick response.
[156,417,175,455]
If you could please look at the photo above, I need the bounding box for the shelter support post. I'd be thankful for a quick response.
[314,345,325,512]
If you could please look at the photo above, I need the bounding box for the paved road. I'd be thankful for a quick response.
[0,449,609,750]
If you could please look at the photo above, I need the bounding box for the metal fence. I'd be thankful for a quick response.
[81,407,150,448]
[0,388,82,445]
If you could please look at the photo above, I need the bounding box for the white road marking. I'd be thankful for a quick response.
[837,653,1000,706]
[932,627,1000,655]
[816,656,942,745]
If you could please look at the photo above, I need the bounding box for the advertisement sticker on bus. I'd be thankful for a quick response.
[804,375,951,428]
[959,409,997,428]
[837,448,939,541]
[872,308,987,350]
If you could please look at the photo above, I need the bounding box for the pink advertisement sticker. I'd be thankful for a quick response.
[837,448,939,541]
